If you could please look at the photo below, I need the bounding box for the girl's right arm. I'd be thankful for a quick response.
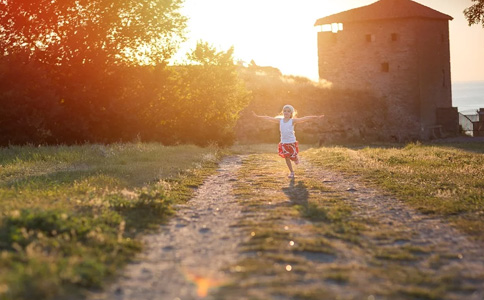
[252,111,279,123]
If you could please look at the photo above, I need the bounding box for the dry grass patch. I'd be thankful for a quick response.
[303,142,484,239]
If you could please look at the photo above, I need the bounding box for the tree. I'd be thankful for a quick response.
[0,0,187,66]
[0,0,188,145]
[464,0,484,27]
[168,41,251,145]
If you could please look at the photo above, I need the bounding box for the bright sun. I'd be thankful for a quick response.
[175,0,484,82]
[175,0,349,81]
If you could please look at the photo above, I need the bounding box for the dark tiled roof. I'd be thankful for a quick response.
[314,0,453,26]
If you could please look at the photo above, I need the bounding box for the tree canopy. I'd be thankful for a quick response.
[0,0,187,66]
[0,1,253,146]
[464,0,484,27]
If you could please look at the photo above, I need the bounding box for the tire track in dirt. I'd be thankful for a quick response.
[301,157,484,300]
[88,156,246,300]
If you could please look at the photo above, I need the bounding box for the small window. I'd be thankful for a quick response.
[381,62,389,72]
[319,23,344,33]
[391,33,398,41]
[365,34,375,42]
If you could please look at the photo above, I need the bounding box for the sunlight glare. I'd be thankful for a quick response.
[175,0,349,81]
[172,0,483,81]
[318,23,344,33]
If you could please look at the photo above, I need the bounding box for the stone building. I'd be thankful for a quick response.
[314,0,459,140]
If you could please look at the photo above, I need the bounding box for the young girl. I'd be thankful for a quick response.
[253,105,324,178]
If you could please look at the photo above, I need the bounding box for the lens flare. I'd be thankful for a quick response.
[183,270,226,298]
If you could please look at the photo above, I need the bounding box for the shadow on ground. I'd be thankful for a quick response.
[282,179,309,207]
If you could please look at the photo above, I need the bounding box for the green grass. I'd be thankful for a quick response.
[0,143,221,300]
[4,141,481,299]
[303,141,484,239]
[217,143,484,299]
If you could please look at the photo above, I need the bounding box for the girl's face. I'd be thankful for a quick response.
[283,108,293,118]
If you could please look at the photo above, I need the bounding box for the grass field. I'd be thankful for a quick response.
[231,141,484,240]
[1,141,483,299]
[0,143,221,300]
[217,141,484,299]
[302,141,484,240]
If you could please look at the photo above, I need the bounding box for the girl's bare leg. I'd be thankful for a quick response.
[285,157,294,174]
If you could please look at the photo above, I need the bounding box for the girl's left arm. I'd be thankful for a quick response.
[293,115,324,124]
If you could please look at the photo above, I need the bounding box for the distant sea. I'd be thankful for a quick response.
[452,81,484,114]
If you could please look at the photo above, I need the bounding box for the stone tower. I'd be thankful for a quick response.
[315,0,458,139]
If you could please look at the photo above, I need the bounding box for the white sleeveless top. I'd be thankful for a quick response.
[280,118,296,143]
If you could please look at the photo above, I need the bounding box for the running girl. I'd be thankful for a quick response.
[253,105,324,178]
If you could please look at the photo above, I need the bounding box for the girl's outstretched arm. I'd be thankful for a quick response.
[293,115,324,124]
[252,111,280,123]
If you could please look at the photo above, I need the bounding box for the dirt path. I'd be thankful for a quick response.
[301,159,484,300]
[89,154,484,300]
[88,156,246,300]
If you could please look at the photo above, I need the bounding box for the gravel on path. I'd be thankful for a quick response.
[88,156,245,300]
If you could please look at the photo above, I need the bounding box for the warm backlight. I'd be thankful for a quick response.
[175,1,350,80]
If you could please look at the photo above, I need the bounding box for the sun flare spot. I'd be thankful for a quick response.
[183,270,226,298]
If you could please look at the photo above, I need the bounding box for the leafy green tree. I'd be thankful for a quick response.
[0,2,251,146]
[0,0,187,145]
[169,41,251,145]
[0,0,187,66]
[464,0,484,27]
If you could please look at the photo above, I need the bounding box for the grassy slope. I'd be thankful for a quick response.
[0,143,220,300]
[303,141,484,239]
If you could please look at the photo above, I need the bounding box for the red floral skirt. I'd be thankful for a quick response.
[278,142,299,163]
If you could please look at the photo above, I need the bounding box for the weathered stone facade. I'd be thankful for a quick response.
[315,0,459,140]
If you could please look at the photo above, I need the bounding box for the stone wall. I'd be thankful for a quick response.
[415,19,452,136]
[317,18,454,140]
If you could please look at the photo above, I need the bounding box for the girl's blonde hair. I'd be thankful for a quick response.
[279,104,297,118]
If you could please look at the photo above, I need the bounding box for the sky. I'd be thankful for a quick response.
[174,0,484,82]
